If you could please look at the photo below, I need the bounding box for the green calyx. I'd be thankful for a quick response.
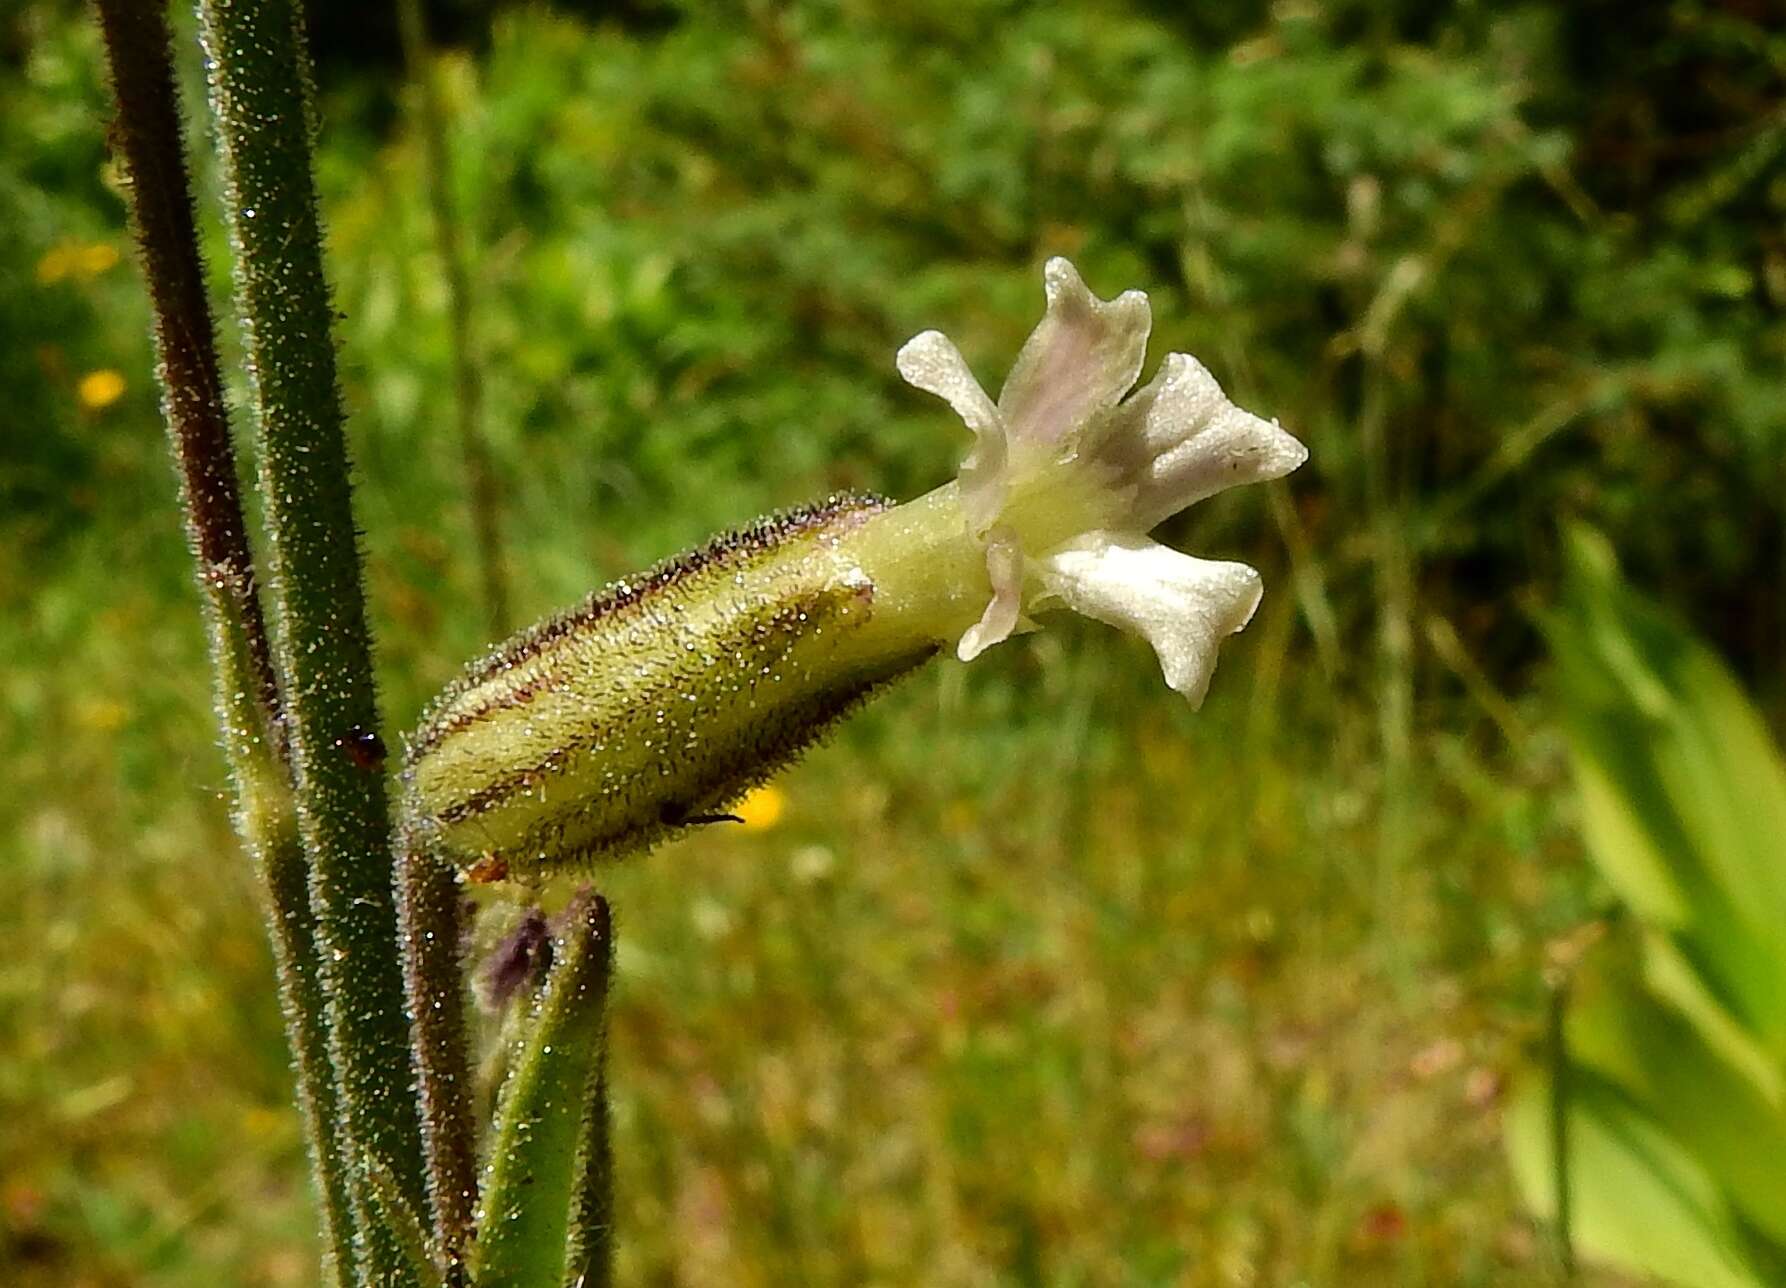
[404,494,937,877]
[843,465,1119,635]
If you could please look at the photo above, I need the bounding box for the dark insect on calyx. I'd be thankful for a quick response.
[337,724,387,771]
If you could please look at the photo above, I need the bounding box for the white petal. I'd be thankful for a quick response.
[1096,353,1307,529]
[1146,402,1306,509]
[997,258,1151,447]
[896,329,1001,439]
[897,329,1008,532]
[957,529,1024,661]
[1038,532,1263,708]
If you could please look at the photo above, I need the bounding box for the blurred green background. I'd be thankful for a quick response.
[3,0,1782,1283]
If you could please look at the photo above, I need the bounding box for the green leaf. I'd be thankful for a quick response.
[1642,933,1784,1109]
[1551,526,1786,1058]
[562,1064,612,1288]
[471,891,614,1288]
[1522,531,1786,1280]
[1565,946,1786,1248]
[1506,1068,1766,1288]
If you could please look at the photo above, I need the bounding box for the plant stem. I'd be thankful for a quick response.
[257,815,358,1288]
[1548,977,1576,1280]
[92,0,282,747]
[396,820,478,1278]
[92,5,352,1282]
[194,0,427,1277]
[472,892,615,1287]
[394,0,510,640]
[1359,338,1414,983]
[388,17,505,1256]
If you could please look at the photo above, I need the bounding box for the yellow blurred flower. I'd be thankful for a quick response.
[734,783,786,831]
[240,1104,291,1141]
[78,369,126,410]
[35,245,75,284]
[79,243,121,275]
[74,697,131,733]
[36,240,120,285]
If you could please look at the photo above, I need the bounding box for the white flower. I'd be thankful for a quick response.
[896,258,1307,706]
[407,259,1305,875]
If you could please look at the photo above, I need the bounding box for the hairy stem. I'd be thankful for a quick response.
[257,821,357,1287]
[397,821,478,1279]
[92,0,282,744]
[93,5,351,1281]
[394,0,510,639]
[194,0,427,1277]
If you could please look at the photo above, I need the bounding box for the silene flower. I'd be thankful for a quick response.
[406,259,1307,878]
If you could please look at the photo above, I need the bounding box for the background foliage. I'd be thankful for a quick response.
[2,0,1781,1283]
[1506,530,1786,1288]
